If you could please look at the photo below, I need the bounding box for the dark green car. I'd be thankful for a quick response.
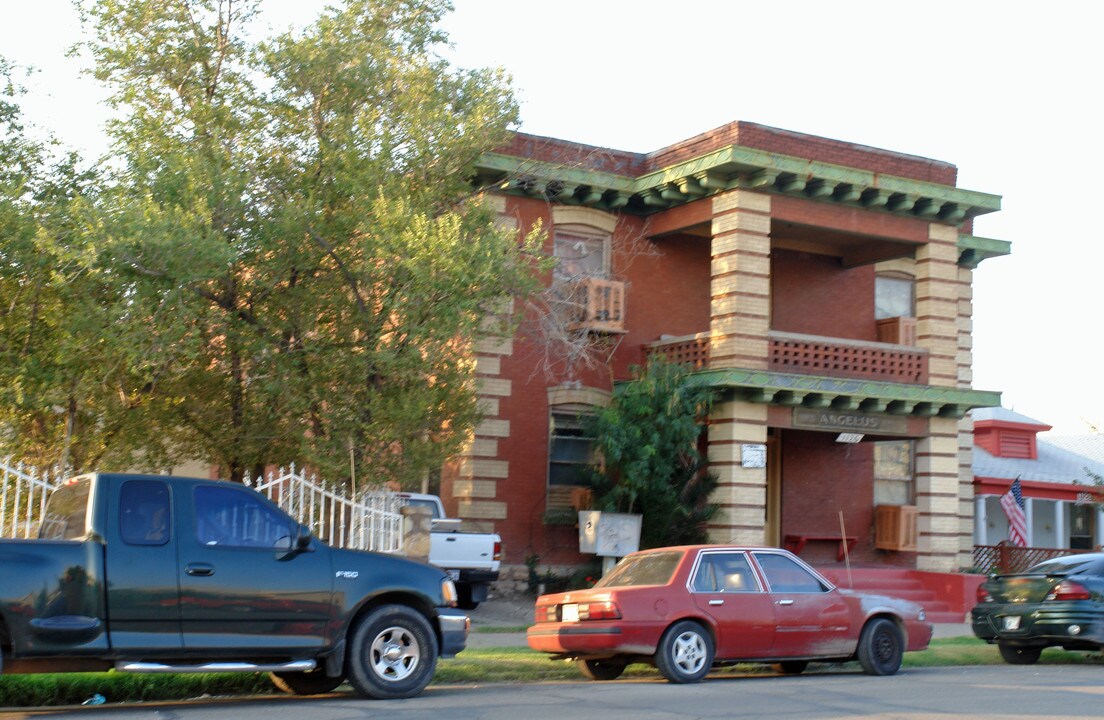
[972,553,1104,664]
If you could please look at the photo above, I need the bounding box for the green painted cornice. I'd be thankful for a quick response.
[477,143,1002,227]
[957,233,1011,268]
[685,367,1001,419]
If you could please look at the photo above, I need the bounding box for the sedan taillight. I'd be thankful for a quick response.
[577,601,621,621]
[976,584,993,603]
[535,604,556,623]
[1045,581,1091,601]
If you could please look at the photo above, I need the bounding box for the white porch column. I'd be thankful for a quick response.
[1097,507,1104,549]
[1024,497,1034,547]
[975,496,988,545]
[1055,501,1066,550]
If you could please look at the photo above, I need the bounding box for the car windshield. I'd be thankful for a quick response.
[1028,556,1099,576]
[593,551,682,588]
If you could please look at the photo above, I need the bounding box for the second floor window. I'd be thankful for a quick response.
[554,226,609,281]
[875,274,914,320]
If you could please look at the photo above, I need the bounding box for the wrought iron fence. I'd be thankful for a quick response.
[0,459,67,539]
[972,542,1090,575]
[1,458,403,554]
[246,465,403,554]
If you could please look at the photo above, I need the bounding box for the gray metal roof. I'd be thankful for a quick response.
[973,439,1104,485]
[1041,435,1104,465]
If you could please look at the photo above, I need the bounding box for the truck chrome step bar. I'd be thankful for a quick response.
[116,659,316,674]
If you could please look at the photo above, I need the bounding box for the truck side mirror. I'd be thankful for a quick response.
[295,523,313,551]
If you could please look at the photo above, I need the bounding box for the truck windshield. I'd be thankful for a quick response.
[593,551,682,588]
[39,478,92,540]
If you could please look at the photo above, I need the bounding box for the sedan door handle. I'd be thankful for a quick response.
[708,599,725,606]
[185,563,215,577]
[776,599,794,606]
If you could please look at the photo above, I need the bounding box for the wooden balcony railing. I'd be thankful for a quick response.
[972,543,1090,575]
[564,278,626,334]
[645,331,928,384]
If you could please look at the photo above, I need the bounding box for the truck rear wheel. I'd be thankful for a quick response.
[270,666,344,695]
[346,604,438,699]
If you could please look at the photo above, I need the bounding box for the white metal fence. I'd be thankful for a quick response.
[0,458,403,554]
[0,459,69,539]
[246,465,403,554]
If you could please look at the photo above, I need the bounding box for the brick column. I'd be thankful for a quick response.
[706,190,771,544]
[916,417,962,571]
[956,264,977,570]
[915,223,969,572]
[445,195,513,532]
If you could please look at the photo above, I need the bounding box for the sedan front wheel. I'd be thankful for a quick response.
[655,621,714,683]
[857,618,903,676]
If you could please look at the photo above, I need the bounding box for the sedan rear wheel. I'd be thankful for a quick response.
[655,621,714,684]
[577,658,627,681]
[857,618,903,676]
[998,643,1042,665]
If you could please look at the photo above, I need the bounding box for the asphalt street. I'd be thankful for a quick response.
[7,665,1104,720]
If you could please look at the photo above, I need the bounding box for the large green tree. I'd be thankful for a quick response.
[0,58,123,472]
[584,359,719,549]
[0,1,541,485]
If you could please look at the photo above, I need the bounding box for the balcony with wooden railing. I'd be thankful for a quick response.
[644,330,929,385]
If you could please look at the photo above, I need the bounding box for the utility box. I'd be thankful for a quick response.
[578,511,642,558]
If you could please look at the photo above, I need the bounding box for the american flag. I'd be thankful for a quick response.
[1000,478,1028,547]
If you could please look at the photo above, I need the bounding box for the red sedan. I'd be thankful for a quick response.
[528,545,932,682]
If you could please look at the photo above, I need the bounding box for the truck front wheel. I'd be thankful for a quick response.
[346,604,438,699]
[270,666,344,695]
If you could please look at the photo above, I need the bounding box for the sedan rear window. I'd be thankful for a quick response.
[594,551,682,588]
[1028,556,1101,576]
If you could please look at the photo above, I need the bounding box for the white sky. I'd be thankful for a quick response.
[3,0,1101,434]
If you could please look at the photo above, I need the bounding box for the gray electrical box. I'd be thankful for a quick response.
[578,511,642,558]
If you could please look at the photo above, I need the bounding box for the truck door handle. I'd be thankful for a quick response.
[776,599,794,606]
[186,563,215,577]
[708,599,724,606]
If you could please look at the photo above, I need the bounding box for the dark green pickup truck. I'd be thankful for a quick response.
[0,473,468,699]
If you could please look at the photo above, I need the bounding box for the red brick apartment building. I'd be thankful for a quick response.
[442,121,1009,590]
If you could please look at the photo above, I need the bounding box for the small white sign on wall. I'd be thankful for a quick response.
[741,443,767,468]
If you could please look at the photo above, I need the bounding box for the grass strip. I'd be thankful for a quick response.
[2,638,1102,708]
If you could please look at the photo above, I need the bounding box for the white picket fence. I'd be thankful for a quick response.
[0,458,403,554]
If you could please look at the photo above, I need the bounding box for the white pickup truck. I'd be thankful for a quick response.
[399,493,501,610]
